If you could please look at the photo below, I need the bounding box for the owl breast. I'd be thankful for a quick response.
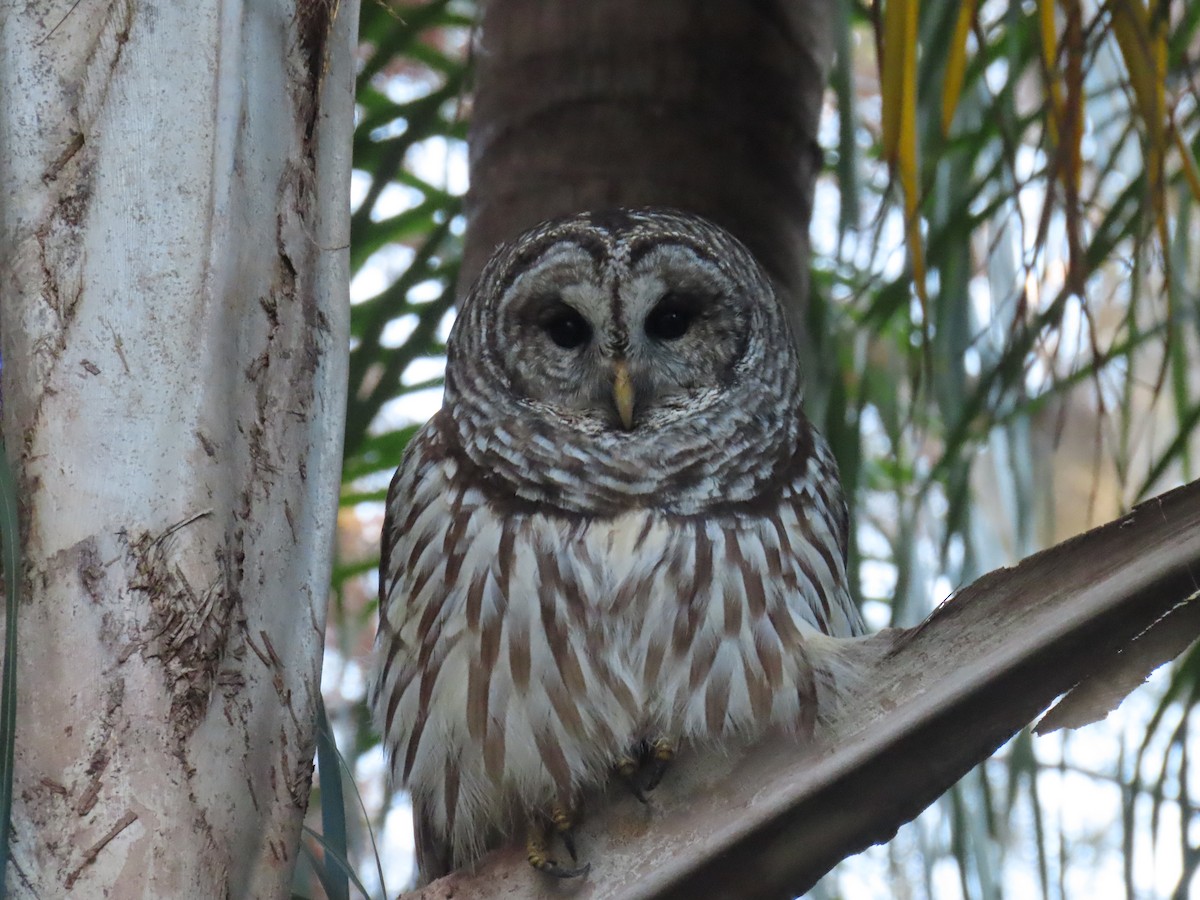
[374,412,861,876]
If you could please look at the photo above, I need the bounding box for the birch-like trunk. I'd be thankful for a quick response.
[0,0,357,895]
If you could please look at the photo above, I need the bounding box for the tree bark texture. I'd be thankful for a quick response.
[463,0,834,339]
[0,0,357,895]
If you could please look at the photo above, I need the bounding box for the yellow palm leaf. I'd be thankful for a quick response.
[941,0,977,137]
[880,0,927,308]
[1039,0,1064,147]
[1110,0,1168,241]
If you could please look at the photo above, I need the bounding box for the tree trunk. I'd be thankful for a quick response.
[463,0,833,340]
[0,0,358,895]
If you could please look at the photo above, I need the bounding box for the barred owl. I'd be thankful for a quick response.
[372,208,865,883]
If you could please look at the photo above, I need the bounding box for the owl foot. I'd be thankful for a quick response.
[551,805,579,861]
[644,737,674,790]
[616,737,675,802]
[526,807,590,879]
[615,752,647,803]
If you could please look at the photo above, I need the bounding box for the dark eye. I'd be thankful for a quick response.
[645,293,696,341]
[540,303,592,349]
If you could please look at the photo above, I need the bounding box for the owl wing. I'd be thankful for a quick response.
[788,425,866,639]
[374,415,460,880]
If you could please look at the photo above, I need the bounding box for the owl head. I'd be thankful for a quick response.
[447,209,799,436]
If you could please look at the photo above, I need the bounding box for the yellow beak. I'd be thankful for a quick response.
[612,360,635,430]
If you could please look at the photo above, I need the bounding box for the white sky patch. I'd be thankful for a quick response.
[436,309,456,343]
[376,388,445,429]
[381,314,418,350]
[859,558,898,601]
[403,356,447,386]
[351,244,416,305]
[372,182,425,221]
[407,136,469,195]
[350,168,371,208]
[407,278,445,305]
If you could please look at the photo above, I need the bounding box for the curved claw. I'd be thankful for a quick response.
[643,737,674,791]
[535,859,592,880]
[528,807,589,879]
[643,760,669,792]
[551,805,578,861]
[560,828,578,861]
[615,753,649,804]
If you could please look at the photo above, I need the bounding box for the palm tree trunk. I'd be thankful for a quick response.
[463,0,834,340]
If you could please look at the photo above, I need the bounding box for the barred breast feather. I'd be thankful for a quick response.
[373,410,864,879]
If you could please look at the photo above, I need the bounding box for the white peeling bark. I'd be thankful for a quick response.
[0,0,357,895]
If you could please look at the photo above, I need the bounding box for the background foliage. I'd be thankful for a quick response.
[301,1,1200,896]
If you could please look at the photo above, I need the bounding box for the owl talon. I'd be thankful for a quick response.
[534,857,592,879]
[616,737,675,799]
[526,836,590,879]
[643,737,674,791]
[527,808,589,878]
[551,805,578,861]
[561,830,578,862]
[615,753,649,803]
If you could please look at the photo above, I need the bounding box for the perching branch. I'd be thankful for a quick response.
[405,478,1200,900]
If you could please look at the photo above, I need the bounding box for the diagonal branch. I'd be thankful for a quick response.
[404,479,1200,900]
